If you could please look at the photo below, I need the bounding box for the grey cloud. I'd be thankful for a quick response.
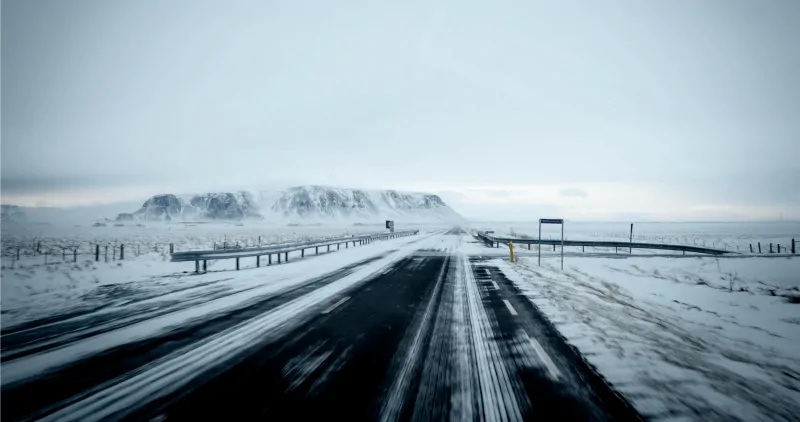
[559,188,589,198]
[2,0,798,220]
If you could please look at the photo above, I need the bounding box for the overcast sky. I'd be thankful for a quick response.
[2,0,799,221]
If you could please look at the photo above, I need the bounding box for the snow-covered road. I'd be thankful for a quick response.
[1,230,638,421]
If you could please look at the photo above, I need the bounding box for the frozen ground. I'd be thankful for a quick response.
[472,221,800,253]
[496,251,800,421]
[0,222,400,265]
[0,224,446,329]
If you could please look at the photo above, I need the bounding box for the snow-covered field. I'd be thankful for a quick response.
[0,222,444,329]
[498,252,800,421]
[0,222,396,264]
[473,221,800,253]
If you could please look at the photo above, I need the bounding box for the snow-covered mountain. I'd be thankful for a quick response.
[115,186,463,223]
[270,186,461,221]
[1,204,26,222]
[119,191,262,221]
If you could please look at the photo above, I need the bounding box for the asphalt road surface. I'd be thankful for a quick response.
[1,229,642,421]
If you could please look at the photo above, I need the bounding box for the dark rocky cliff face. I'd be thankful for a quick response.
[133,194,185,221]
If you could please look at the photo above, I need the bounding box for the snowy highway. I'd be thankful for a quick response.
[1,229,641,421]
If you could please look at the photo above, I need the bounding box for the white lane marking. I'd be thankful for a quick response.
[322,297,350,314]
[523,332,562,381]
[490,280,499,290]
[502,299,518,316]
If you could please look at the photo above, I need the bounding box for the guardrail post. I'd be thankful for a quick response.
[195,261,200,273]
[758,242,762,253]
[770,243,773,253]
[269,254,272,265]
[120,244,124,260]
[96,245,100,261]
[327,245,330,252]
[236,257,240,270]
[257,255,260,267]
[750,244,753,253]
[203,260,207,272]
[346,242,349,248]
[338,243,340,251]
[793,239,796,254]
[301,249,305,258]
[778,244,781,253]
[316,246,319,254]
[285,252,289,262]
[278,253,281,263]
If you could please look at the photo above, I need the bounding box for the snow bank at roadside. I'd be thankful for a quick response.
[499,255,800,421]
[0,231,438,330]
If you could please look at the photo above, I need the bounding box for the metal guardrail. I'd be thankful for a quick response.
[172,230,420,272]
[475,232,733,255]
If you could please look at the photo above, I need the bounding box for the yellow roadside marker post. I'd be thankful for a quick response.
[509,241,515,263]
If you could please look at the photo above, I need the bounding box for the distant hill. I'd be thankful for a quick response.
[114,186,464,223]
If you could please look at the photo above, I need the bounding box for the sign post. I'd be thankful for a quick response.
[629,223,634,253]
[538,218,565,270]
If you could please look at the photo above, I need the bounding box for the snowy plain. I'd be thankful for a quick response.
[473,221,800,254]
[496,251,800,421]
[0,221,442,329]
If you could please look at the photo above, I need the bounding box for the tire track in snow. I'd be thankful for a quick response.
[1,253,394,422]
[25,241,432,422]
